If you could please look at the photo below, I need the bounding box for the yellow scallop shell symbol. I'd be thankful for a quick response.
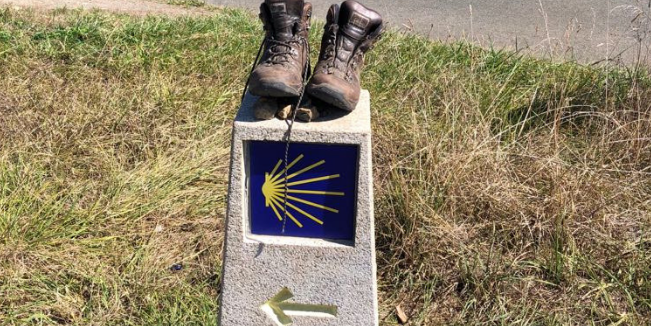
[261,154,345,228]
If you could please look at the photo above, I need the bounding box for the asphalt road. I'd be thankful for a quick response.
[208,0,651,65]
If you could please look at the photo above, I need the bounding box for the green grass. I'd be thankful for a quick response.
[165,0,206,7]
[1,6,650,326]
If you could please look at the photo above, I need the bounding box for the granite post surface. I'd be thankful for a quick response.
[218,90,377,326]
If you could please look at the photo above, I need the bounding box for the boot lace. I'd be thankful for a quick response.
[238,28,311,235]
[240,34,308,103]
[320,25,339,74]
[345,50,363,82]
[265,38,300,65]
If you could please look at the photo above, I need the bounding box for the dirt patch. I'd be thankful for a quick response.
[0,0,214,16]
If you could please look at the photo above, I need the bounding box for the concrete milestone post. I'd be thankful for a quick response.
[218,90,377,326]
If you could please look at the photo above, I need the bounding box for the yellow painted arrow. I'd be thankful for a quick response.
[260,288,338,326]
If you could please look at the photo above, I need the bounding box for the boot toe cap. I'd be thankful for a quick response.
[248,66,304,97]
[307,74,360,111]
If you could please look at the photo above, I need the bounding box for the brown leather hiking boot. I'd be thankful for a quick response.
[306,0,383,111]
[248,0,312,98]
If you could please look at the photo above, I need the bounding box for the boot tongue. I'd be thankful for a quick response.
[338,0,382,40]
[266,0,304,41]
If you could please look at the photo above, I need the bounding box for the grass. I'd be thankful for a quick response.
[0,5,650,326]
[164,0,206,7]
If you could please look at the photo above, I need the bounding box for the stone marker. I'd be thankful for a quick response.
[219,90,377,326]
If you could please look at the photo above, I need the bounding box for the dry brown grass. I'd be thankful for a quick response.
[369,39,651,324]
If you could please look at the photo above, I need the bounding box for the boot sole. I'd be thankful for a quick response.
[249,79,301,98]
[306,84,356,112]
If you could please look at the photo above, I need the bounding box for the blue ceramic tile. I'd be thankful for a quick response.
[249,141,358,241]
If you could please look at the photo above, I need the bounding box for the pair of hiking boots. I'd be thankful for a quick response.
[247,0,383,121]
